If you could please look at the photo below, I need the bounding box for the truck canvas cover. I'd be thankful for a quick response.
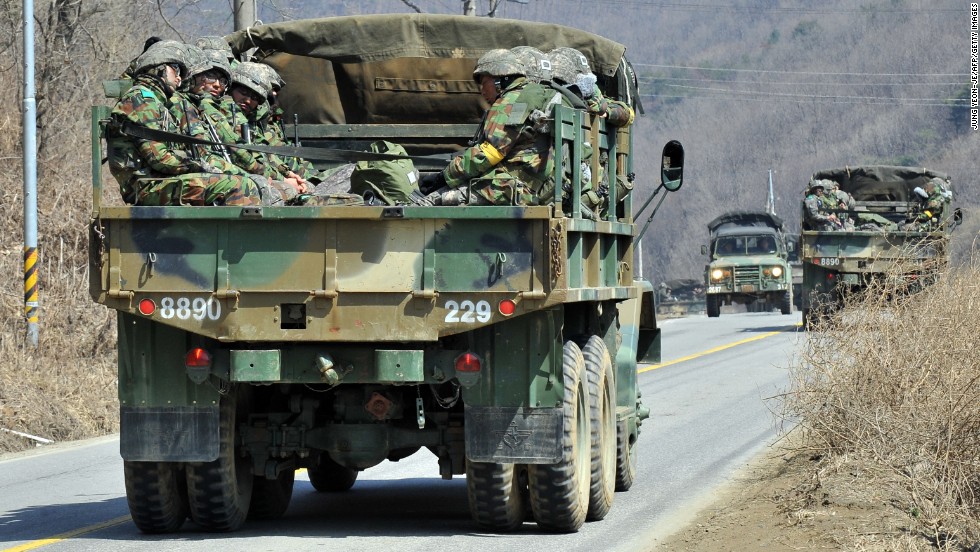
[707,211,784,235]
[811,165,951,203]
[225,14,633,127]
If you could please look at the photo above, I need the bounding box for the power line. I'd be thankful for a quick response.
[638,76,967,87]
[641,93,961,107]
[631,62,967,78]
[659,83,968,103]
[583,0,962,14]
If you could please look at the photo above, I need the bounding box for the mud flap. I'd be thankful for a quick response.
[120,406,219,462]
[464,406,562,463]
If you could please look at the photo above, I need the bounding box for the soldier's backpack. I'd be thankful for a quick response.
[349,140,420,205]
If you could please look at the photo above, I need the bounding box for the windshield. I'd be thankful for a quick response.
[714,235,778,256]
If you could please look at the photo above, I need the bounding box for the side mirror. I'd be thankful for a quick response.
[661,140,683,192]
[786,240,795,253]
[700,245,707,256]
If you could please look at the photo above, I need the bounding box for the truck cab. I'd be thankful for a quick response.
[703,211,793,317]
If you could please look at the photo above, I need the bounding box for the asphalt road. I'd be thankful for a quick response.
[0,311,802,552]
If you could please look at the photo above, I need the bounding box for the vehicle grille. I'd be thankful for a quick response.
[734,266,760,285]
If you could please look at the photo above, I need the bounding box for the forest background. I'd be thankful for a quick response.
[0,0,977,448]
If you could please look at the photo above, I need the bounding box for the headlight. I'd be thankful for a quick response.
[771,266,783,278]
[710,268,726,281]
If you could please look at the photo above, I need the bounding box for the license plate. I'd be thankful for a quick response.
[740,284,756,292]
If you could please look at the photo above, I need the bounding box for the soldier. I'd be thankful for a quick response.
[227,63,312,194]
[825,180,855,230]
[510,46,552,84]
[120,36,163,80]
[803,181,840,231]
[549,47,634,128]
[418,49,564,206]
[180,47,306,205]
[107,40,261,206]
[912,179,946,231]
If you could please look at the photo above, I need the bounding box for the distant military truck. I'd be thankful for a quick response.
[90,15,683,535]
[702,212,793,317]
[800,165,960,328]
[655,278,706,317]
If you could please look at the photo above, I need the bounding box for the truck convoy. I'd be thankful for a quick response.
[702,211,794,317]
[90,15,682,534]
[800,165,959,327]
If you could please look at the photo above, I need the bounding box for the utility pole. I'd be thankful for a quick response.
[233,0,258,31]
[23,0,39,347]
[462,0,476,16]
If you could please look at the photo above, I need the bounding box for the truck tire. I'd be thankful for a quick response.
[466,462,527,531]
[248,469,294,520]
[308,452,358,492]
[185,391,253,532]
[706,296,720,318]
[780,291,792,315]
[528,340,590,533]
[123,461,188,533]
[615,422,638,491]
[581,335,616,520]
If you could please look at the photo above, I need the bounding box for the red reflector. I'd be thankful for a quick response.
[498,299,516,316]
[185,348,212,368]
[137,299,156,316]
[455,352,481,372]
[827,274,835,280]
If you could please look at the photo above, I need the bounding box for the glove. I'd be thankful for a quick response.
[419,171,447,194]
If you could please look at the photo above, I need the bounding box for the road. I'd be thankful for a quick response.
[0,312,802,552]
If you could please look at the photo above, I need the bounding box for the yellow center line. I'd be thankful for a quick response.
[3,515,131,552]
[638,328,789,373]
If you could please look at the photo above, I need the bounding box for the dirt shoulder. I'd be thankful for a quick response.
[649,433,922,552]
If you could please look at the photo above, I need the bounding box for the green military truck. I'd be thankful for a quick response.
[702,211,793,317]
[800,165,959,327]
[90,15,682,534]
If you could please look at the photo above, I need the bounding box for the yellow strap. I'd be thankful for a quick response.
[625,106,636,126]
[479,141,505,166]
[924,210,932,218]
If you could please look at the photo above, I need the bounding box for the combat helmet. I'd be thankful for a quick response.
[472,49,526,83]
[231,62,272,99]
[180,44,211,80]
[195,36,234,60]
[133,40,189,77]
[251,63,286,92]
[549,47,592,85]
[807,180,827,194]
[510,46,552,83]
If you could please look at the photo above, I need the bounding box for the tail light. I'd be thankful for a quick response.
[185,348,212,368]
[454,352,482,388]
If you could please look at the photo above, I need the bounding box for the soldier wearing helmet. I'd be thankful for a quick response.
[510,46,552,84]
[549,47,634,128]
[107,40,262,206]
[418,48,566,206]
[803,180,840,231]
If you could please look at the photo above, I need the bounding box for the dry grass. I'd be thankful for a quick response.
[784,253,980,550]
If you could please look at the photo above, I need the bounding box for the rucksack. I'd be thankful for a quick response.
[349,140,420,205]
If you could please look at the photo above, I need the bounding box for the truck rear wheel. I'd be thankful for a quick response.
[308,452,358,492]
[581,335,616,520]
[615,423,638,491]
[123,461,188,533]
[780,291,792,315]
[185,391,253,532]
[466,462,528,531]
[706,296,720,317]
[528,340,590,533]
[248,469,295,520]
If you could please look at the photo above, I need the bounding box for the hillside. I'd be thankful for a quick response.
[0,0,975,445]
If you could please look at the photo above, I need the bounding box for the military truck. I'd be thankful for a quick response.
[90,15,683,535]
[655,278,706,317]
[800,165,959,327]
[701,211,793,317]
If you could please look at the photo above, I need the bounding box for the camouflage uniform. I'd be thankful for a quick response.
[107,41,260,206]
[803,183,838,231]
[914,181,946,231]
[442,76,563,206]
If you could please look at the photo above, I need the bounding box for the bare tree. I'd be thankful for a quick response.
[399,0,422,13]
